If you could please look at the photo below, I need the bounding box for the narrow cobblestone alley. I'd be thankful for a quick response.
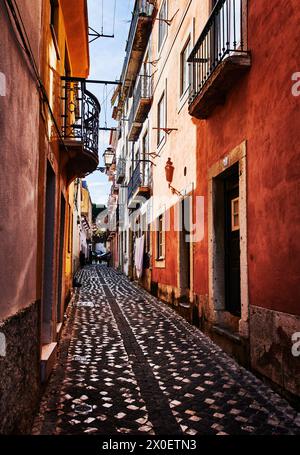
[32,266,300,436]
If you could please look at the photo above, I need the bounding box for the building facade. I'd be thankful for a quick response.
[109,0,300,402]
[0,0,100,433]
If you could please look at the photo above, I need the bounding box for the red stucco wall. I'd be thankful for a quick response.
[193,0,300,316]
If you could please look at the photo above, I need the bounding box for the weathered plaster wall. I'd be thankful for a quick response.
[192,0,300,396]
[0,1,42,321]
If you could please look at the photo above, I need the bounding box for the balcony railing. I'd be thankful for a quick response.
[121,1,154,90]
[128,161,152,203]
[116,158,126,184]
[188,0,250,118]
[61,77,100,157]
[128,75,153,141]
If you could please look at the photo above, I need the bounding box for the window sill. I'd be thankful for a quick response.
[155,258,166,269]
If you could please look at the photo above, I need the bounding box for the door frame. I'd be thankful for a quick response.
[208,141,249,337]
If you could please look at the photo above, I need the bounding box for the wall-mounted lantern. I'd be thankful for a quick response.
[103,146,115,167]
[165,158,182,196]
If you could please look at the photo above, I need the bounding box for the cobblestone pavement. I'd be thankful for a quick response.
[33,265,300,435]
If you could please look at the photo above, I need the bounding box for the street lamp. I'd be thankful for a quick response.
[165,157,182,196]
[103,146,115,167]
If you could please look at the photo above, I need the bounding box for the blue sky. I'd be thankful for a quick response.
[85,0,134,205]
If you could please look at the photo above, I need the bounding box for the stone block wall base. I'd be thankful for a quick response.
[0,301,41,434]
[202,318,250,368]
[250,305,300,399]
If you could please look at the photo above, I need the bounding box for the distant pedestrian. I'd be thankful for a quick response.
[79,251,85,268]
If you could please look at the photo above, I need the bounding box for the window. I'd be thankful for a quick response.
[158,0,167,51]
[180,38,191,96]
[50,0,60,57]
[50,0,59,38]
[157,92,166,146]
[231,197,240,231]
[157,214,165,259]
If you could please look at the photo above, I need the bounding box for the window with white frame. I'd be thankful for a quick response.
[157,91,166,146]
[158,0,167,52]
[180,37,191,96]
[157,214,165,260]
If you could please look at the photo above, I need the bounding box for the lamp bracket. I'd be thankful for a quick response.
[168,184,183,197]
[152,127,178,135]
[155,9,179,26]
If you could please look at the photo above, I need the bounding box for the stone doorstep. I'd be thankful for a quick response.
[56,323,63,341]
[41,342,57,383]
[212,324,242,344]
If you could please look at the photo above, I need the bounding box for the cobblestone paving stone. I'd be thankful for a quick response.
[32,265,300,435]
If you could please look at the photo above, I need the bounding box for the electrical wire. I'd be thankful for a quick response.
[3,0,69,153]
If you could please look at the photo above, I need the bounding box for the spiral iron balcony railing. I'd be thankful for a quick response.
[61,77,100,180]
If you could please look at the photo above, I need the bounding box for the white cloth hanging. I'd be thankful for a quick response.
[134,235,145,279]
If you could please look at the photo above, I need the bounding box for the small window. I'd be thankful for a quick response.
[50,0,60,57]
[158,0,167,51]
[157,214,165,259]
[157,91,166,146]
[180,38,191,96]
[231,197,240,231]
[50,0,59,38]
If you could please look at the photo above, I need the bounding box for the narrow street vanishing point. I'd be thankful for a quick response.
[33,266,300,436]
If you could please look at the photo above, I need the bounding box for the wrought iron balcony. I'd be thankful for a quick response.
[122,1,155,92]
[128,75,153,141]
[188,0,251,119]
[128,161,152,205]
[61,77,100,181]
[116,158,126,184]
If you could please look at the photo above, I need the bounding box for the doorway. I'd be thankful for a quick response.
[213,162,241,318]
[178,198,191,294]
[42,163,56,344]
[57,194,66,323]
[224,163,241,316]
[208,142,248,336]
